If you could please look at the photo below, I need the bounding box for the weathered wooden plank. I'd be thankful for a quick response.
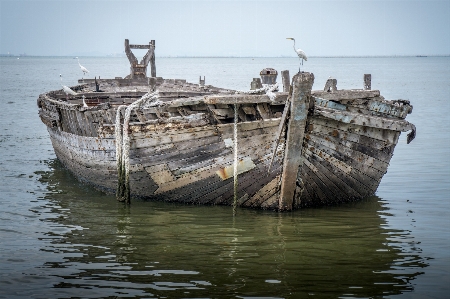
[161,134,274,178]
[133,141,229,169]
[279,72,314,210]
[243,175,280,208]
[76,111,89,137]
[313,97,347,111]
[304,146,371,197]
[49,135,115,169]
[218,120,279,140]
[168,153,280,206]
[303,150,361,199]
[310,116,401,145]
[210,108,234,119]
[202,161,279,206]
[149,162,217,194]
[303,158,350,201]
[308,121,397,153]
[51,142,117,189]
[241,105,256,115]
[214,161,281,206]
[311,89,380,101]
[49,128,116,151]
[308,130,394,164]
[367,99,412,118]
[132,135,220,159]
[204,94,271,105]
[162,96,205,108]
[64,109,76,134]
[299,166,328,203]
[131,126,218,148]
[314,107,416,143]
[295,178,312,208]
[306,133,389,174]
[281,70,290,92]
[159,175,223,203]
[239,164,281,205]
[82,111,95,137]
[306,140,382,190]
[260,192,280,209]
[345,101,411,119]
[302,164,337,203]
[128,117,213,137]
[271,92,288,104]
[256,103,272,119]
[59,109,70,132]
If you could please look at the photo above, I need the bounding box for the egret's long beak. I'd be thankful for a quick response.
[286,38,293,40]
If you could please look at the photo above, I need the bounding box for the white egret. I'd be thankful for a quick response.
[82,95,88,108]
[76,57,89,78]
[60,74,77,100]
[286,38,307,73]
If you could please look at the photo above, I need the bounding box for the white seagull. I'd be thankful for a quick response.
[60,74,77,100]
[286,38,307,73]
[76,57,89,78]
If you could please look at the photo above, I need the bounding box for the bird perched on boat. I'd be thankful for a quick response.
[286,37,307,73]
[60,74,77,100]
[82,95,88,108]
[76,57,89,78]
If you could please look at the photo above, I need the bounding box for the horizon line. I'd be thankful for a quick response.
[1,54,449,58]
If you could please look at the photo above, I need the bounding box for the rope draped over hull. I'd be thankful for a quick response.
[115,91,160,203]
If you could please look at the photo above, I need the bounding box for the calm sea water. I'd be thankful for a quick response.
[0,56,449,298]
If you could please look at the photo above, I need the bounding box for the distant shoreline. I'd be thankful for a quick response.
[1,54,449,58]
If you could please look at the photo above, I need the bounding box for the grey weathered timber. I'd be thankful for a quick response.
[279,72,314,211]
[281,70,290,92]
[37,45,416,210]
[312,89,380,101]
[323,77,337,92]
[364,74,371,90]
[124,39,156,79]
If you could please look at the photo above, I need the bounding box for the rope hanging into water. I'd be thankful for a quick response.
[233,101,239,216]
[115,91,160,203]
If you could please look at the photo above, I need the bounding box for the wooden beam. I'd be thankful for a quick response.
[311,89,380,101]
[279,72,314,211]
[204,94,271,105]
[281,70,290,92]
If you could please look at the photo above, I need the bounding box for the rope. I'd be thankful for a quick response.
[236,83,279,101]
[115,105,127,200]
[233,101,239,216]
[115,90,160,203]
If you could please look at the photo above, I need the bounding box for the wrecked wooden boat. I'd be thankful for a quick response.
[37,39,416,210]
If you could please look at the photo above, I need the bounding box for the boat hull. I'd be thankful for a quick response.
[38,73,415,210]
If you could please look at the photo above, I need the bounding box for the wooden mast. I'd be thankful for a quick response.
[124,39,156,79]
[279,72,314,211]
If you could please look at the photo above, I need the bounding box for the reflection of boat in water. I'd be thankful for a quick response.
[32,159,428,298]
[37,39,416,210]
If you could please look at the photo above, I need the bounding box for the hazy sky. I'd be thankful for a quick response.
[0,0,449,57]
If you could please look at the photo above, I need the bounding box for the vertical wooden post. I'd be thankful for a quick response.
[150,40,156,78]
[279,72,314,211]
[364,74,371,90]
[281,70,290,92]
